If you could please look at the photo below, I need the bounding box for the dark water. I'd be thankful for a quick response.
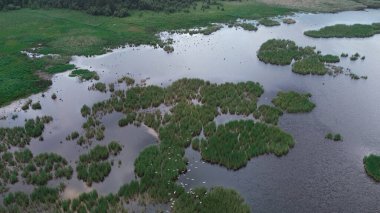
[1,9,380,212]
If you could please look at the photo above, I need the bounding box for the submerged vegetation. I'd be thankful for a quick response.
[173,187,250,213]
[76,143,122,185]
[69,69,99,81]
[325,133,343,141]
[200,120,294,170]
[363,154,380,182]
[304,23,380,38]
[272,91,315,113]
[258,18,280,27]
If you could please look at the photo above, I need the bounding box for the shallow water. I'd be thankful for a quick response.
[1,9,380,212]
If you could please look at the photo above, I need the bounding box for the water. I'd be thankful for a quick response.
[1,9,380,212]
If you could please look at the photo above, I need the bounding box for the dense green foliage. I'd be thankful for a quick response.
[319,54,340,63]
[258,18,280,26]
[69,69,99,81]
[45,64,75,74]
[253,105,283,125]
[173,187,250,213]
[0,116,52,148]
[76,144,122,185]
[272,91,315,113]
[304,23,380,38]
[325,133,343,141]
[292,55,327,75]
[364,154,380,182]
[94,82,107,92]
[257,39,315,65]
[200,120,294,169]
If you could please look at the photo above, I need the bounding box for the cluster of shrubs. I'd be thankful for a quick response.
[272,91,315,113]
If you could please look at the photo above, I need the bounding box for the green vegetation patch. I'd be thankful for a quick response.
[325,133,343,141]
[45,64,75,74]
[173,187,250,213]
[364,154,380,182]
[257,39,314,65]
[258,18,280,27]
[319,54,340,63]
[253,105,283,125]
[272,91,315,113]
[200,120,294,170]
[304,23,380,38]
[69,69,99,81]
[292,55,327,75]
[76,143,122,185]
[235,23,258,31]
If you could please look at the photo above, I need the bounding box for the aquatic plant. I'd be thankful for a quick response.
[319,54,340,63]
[21,99,32,111]
[272,91,315,113]
[173,187,250,213]
[45,64,75,74]
[94,82,107,92]
[325,133,343,141]
[236,23,258,31]
[258,18,280,27]
[117,76,135,86]
[69,69,99,81]
[283,18,296,24]
[292,55,327,75]
[363,154,380,182]
[81,105,91,117]
[51,93,57,100]
[200,120,294,170]
[31,102,42,110]
[253,105,283,125]
[341,53,348,57]
[304,23,380,38]
[163,45,174,53]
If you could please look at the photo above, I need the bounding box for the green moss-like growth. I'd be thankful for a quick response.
[319,54,340,63]
[292,56,327,75]
[253,105,283,125]
[259,18,280,27]
[364,154,380,182]
[236,23,258,31]
[257,39,314,65]
[45,64,75,74]
[200,120,294,170]
[31,102,42,110]
[69,69,99,81]
[304,23,380,38]
[76,144,122,185]
[94,82,107,92]
[174,187,250,213]
[272,91,315,113]
[325,133,343,141]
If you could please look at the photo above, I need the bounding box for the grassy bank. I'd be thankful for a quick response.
[0,2,293,107]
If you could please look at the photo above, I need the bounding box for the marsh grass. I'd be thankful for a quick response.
[45,64,75,74]
[272,91,315,113]
[364,154,380,182]
[69,69,99,81]
[304,23,380,38]
[292,55,327,75]
[258,18,280,27]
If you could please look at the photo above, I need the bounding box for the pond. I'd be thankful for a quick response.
[1,9,380,212]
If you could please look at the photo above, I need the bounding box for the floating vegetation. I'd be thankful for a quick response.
[163,45,174,53]
[31,102,42,110]
[51,93,57,100]
[66,131,79,140]
[304,23,380,38]
[257,39,314,65]
[76,144,122,185]
[283,18,296,24]
[341,53,349,57]
[92,82,107,92]
[258,18,280,27]
[117,76,135,86]
[350,53,360,61]
[235,23,258,31]
[81,105,91,117]
[200,120,294,170]
[173,187,250,213]
[253,105,283,125]
[325,133,343,141]
[21,99,32,111]
[45,64,75,74]
[69,69,99,81]
[292,55,327,75]
[363,154,380,182]
[272,91,315,113]
[319,54,340,63]
[187,25,222,35]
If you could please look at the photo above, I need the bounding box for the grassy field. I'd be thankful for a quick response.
[0,1,293,106]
